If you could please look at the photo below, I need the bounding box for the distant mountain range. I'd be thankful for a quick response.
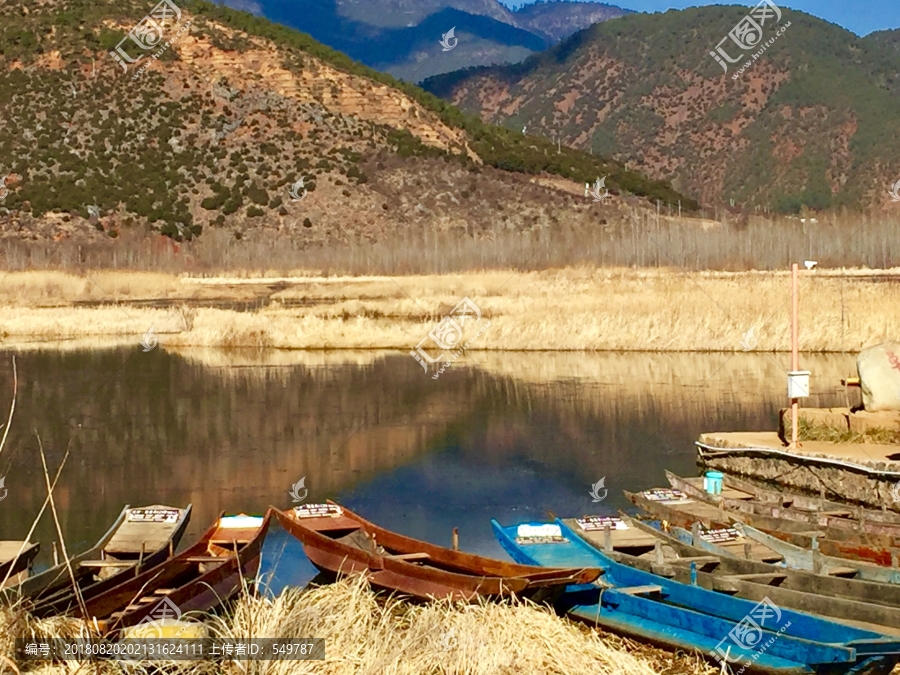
[217,0,631,81]
[423,5,900,211]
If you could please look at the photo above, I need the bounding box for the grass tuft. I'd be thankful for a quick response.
[0,576,713,674]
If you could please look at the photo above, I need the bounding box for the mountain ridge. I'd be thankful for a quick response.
[216,0,630,80]
[0,0,692,247]
[423,5,900,211]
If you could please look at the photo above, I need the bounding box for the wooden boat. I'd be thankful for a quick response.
[274,502,602,601]
[667,471,900,539]
[567,514,900,635]
[0,540,40,588]
[624,489,785,562]
[12,504,191,607]
[701,472,900,526]
[81,511,270,635]
[492,518,900,674]
[626,488,900,569]
[735,523,900,586]
[625,515,900,605]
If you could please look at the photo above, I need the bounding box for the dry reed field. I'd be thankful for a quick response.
[3,209,899,274]
[0,576,713,675]
[1,267,899,352]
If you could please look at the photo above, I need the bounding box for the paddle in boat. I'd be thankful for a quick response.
[80,511,270,636]
[12,504,191,611]
[492,517,900,674]
[274,502,602,601]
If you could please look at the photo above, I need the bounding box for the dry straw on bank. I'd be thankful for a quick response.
[0,575,712,675]
[1,267,899,352]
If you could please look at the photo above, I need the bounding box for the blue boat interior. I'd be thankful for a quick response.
[490,517,900,673]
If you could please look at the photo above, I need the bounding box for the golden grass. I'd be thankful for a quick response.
[1,267,899,351]
[786,418,900,446]
[0,576,713,675]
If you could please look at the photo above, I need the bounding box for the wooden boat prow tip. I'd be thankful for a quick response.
[0,540,40,588]
[286,502,362,531]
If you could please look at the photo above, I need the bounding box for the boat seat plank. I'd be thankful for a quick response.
[79,560,133,568]
[0,541,38,563]
[616,585,663,596]
[721,573,788,582]
[674,556,720,564]
[186,556,226,563]
[825,566,860,576]
[385,553,430,561]
[105,522,182,554]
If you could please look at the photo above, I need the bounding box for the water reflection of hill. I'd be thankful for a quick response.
[0,348,855,564]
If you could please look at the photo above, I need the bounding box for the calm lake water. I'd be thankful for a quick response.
[0,347,858,592]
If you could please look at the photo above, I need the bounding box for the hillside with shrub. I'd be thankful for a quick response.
[423,5,900,212]
[0,0,693,248]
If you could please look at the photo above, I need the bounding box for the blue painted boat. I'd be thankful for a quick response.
[491,518,900,674]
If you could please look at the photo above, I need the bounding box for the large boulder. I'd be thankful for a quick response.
[858,342,900,411]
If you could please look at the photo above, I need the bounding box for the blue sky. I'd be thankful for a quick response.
[500,1,900,36]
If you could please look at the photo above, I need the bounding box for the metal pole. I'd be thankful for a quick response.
[791,262,799,448]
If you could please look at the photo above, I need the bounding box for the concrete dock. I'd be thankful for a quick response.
[697,431,900,511]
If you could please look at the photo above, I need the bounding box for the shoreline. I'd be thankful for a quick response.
[1,267,898,352]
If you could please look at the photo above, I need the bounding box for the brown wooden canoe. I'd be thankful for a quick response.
[82,511,270,636]
[274,502,602,601]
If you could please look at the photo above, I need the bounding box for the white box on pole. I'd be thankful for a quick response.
[787,370,811,398]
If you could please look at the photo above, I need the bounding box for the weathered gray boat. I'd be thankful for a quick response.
[667,471,900,540]
[0,540,40,588]
[14,504,192,615]
[630,519,900,608]
[706,472,900,526]
[608,516,900,633]
[627,487,900,568]
[735,523,900,586]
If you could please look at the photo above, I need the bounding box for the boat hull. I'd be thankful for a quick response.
[81,511,269,635]
[582,517,900,635]
[668,472,900,541]
[492,518,900,674]
[275,504,599,602]
[30,505,193,617]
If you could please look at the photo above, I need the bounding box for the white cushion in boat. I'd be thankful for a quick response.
[517,524,562,538]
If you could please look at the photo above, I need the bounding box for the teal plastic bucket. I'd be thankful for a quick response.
[703,471,724,495]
